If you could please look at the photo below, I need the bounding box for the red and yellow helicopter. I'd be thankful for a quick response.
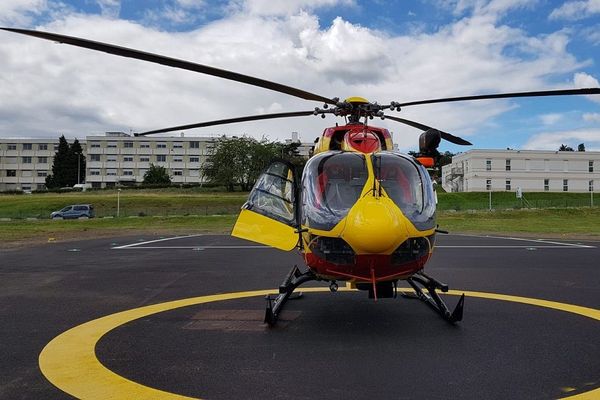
[3,27,599,325]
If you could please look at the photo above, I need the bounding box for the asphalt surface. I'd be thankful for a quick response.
[1,233,599,399]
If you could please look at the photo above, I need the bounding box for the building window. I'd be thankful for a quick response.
[486,160,491,171]
[106,156,117,162]
[22,156,32,164]
[190,141,200,149]
[486,179,492,191]
[190,157,199,162]
[37,171,47,177]
[157,143,167,149]
[124,142,134,148]
[90,142,101,148]
[173,156,183,162]
[7,144,17,150]
[38,144,48,150]
[505,180,511,191]
[544,179,549,191]
[53,144,59,151]
[36,184,46,190]
[106,169,117,176]
[123,170,133,176]
[90,170,101,176]
[90,154,101,162]
[590,161,594,173]
[123,156,134,162]
[7,170,16,177]
[38,156,48,164]
[140,157,150,162]
[23,143,32,150]
[590,180,594,192]
[156,155,166,162]
[140,142,150,148]
[107,142,117,148]
[563,179,568,192]
[173,170,183,176]
[505,159,511,171]
[173,143,183,148]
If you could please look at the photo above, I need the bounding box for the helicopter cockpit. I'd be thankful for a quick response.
[373,152,436,231]
[302,151,367,230]
[302,151,436,232]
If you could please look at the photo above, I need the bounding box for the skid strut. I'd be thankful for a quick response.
[264,265,319,326]
[402,271,465,323]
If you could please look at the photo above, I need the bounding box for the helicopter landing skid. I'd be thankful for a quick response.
[264,265,319,326]
[401,272,465,324]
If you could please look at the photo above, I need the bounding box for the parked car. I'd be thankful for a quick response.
[51,204,95,219]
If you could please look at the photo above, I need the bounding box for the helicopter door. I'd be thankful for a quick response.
[232,161,299,251]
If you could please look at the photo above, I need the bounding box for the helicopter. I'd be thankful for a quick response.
[2,27,599,325]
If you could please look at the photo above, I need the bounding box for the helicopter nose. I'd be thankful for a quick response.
[341,196,410,254]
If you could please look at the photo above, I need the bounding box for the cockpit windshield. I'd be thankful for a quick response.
[373,152,436,230]
[302,152,367,231]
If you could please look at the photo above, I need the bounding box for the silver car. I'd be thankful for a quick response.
[51,204,95,219]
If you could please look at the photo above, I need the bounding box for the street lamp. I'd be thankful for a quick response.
[117,188,121,217]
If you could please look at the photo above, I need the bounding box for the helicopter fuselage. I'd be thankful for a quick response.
[233,123,438,292]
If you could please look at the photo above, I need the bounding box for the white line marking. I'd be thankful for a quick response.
[111,234,205,249]
[114,245,267,250]
[436,245,589,249]
[450,234,595,248]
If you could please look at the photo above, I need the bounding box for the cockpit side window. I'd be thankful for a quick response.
[373,152,436,231]
[302,152,367,231]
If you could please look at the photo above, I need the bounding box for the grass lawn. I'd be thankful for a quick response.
[0,190,598,245]
[0,190,247,218]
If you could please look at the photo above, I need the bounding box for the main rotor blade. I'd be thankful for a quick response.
[135,111,316,136]
[0,27,336,105]
[396,88,600,107]
[384,115,472,145]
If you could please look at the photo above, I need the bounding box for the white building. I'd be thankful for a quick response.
[85,132,218,188]
[0,138,84,192]
[442,149,600,193]
[0,132,310,191]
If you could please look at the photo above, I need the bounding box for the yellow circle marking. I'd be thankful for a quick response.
[39,288,600,400]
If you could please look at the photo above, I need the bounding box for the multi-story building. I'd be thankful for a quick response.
[85,132,218,188]
[0,138,85,192]
[0,132,310,191]
[442,149,600,193]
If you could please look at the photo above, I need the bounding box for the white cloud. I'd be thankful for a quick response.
[549,0,600,20]
[0,4,597,152]
[583,112,600,122]
[0,0,48,25]
[581,24,600,45]
[574,72,600,103]
[540,113,563,125]
[523,128,600,151]
[96,0,120,18]
[445,0,536,18]
[574,71,600,87]
[230,0,356,16]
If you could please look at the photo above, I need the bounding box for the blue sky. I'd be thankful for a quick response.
[0,0,599,152]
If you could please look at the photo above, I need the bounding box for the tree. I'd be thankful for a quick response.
[45,136,87,188]
[578,143,586,152]
[558,144,574,151]
[68,139,86,185]
[204,136,287,192]
[45,135,70,188]
[143,164,171,185]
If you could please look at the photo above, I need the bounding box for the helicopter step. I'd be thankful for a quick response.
[401,271,464,324]
[264,265,319,326]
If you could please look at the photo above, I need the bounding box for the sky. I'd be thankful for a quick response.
[0,0,599,153]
